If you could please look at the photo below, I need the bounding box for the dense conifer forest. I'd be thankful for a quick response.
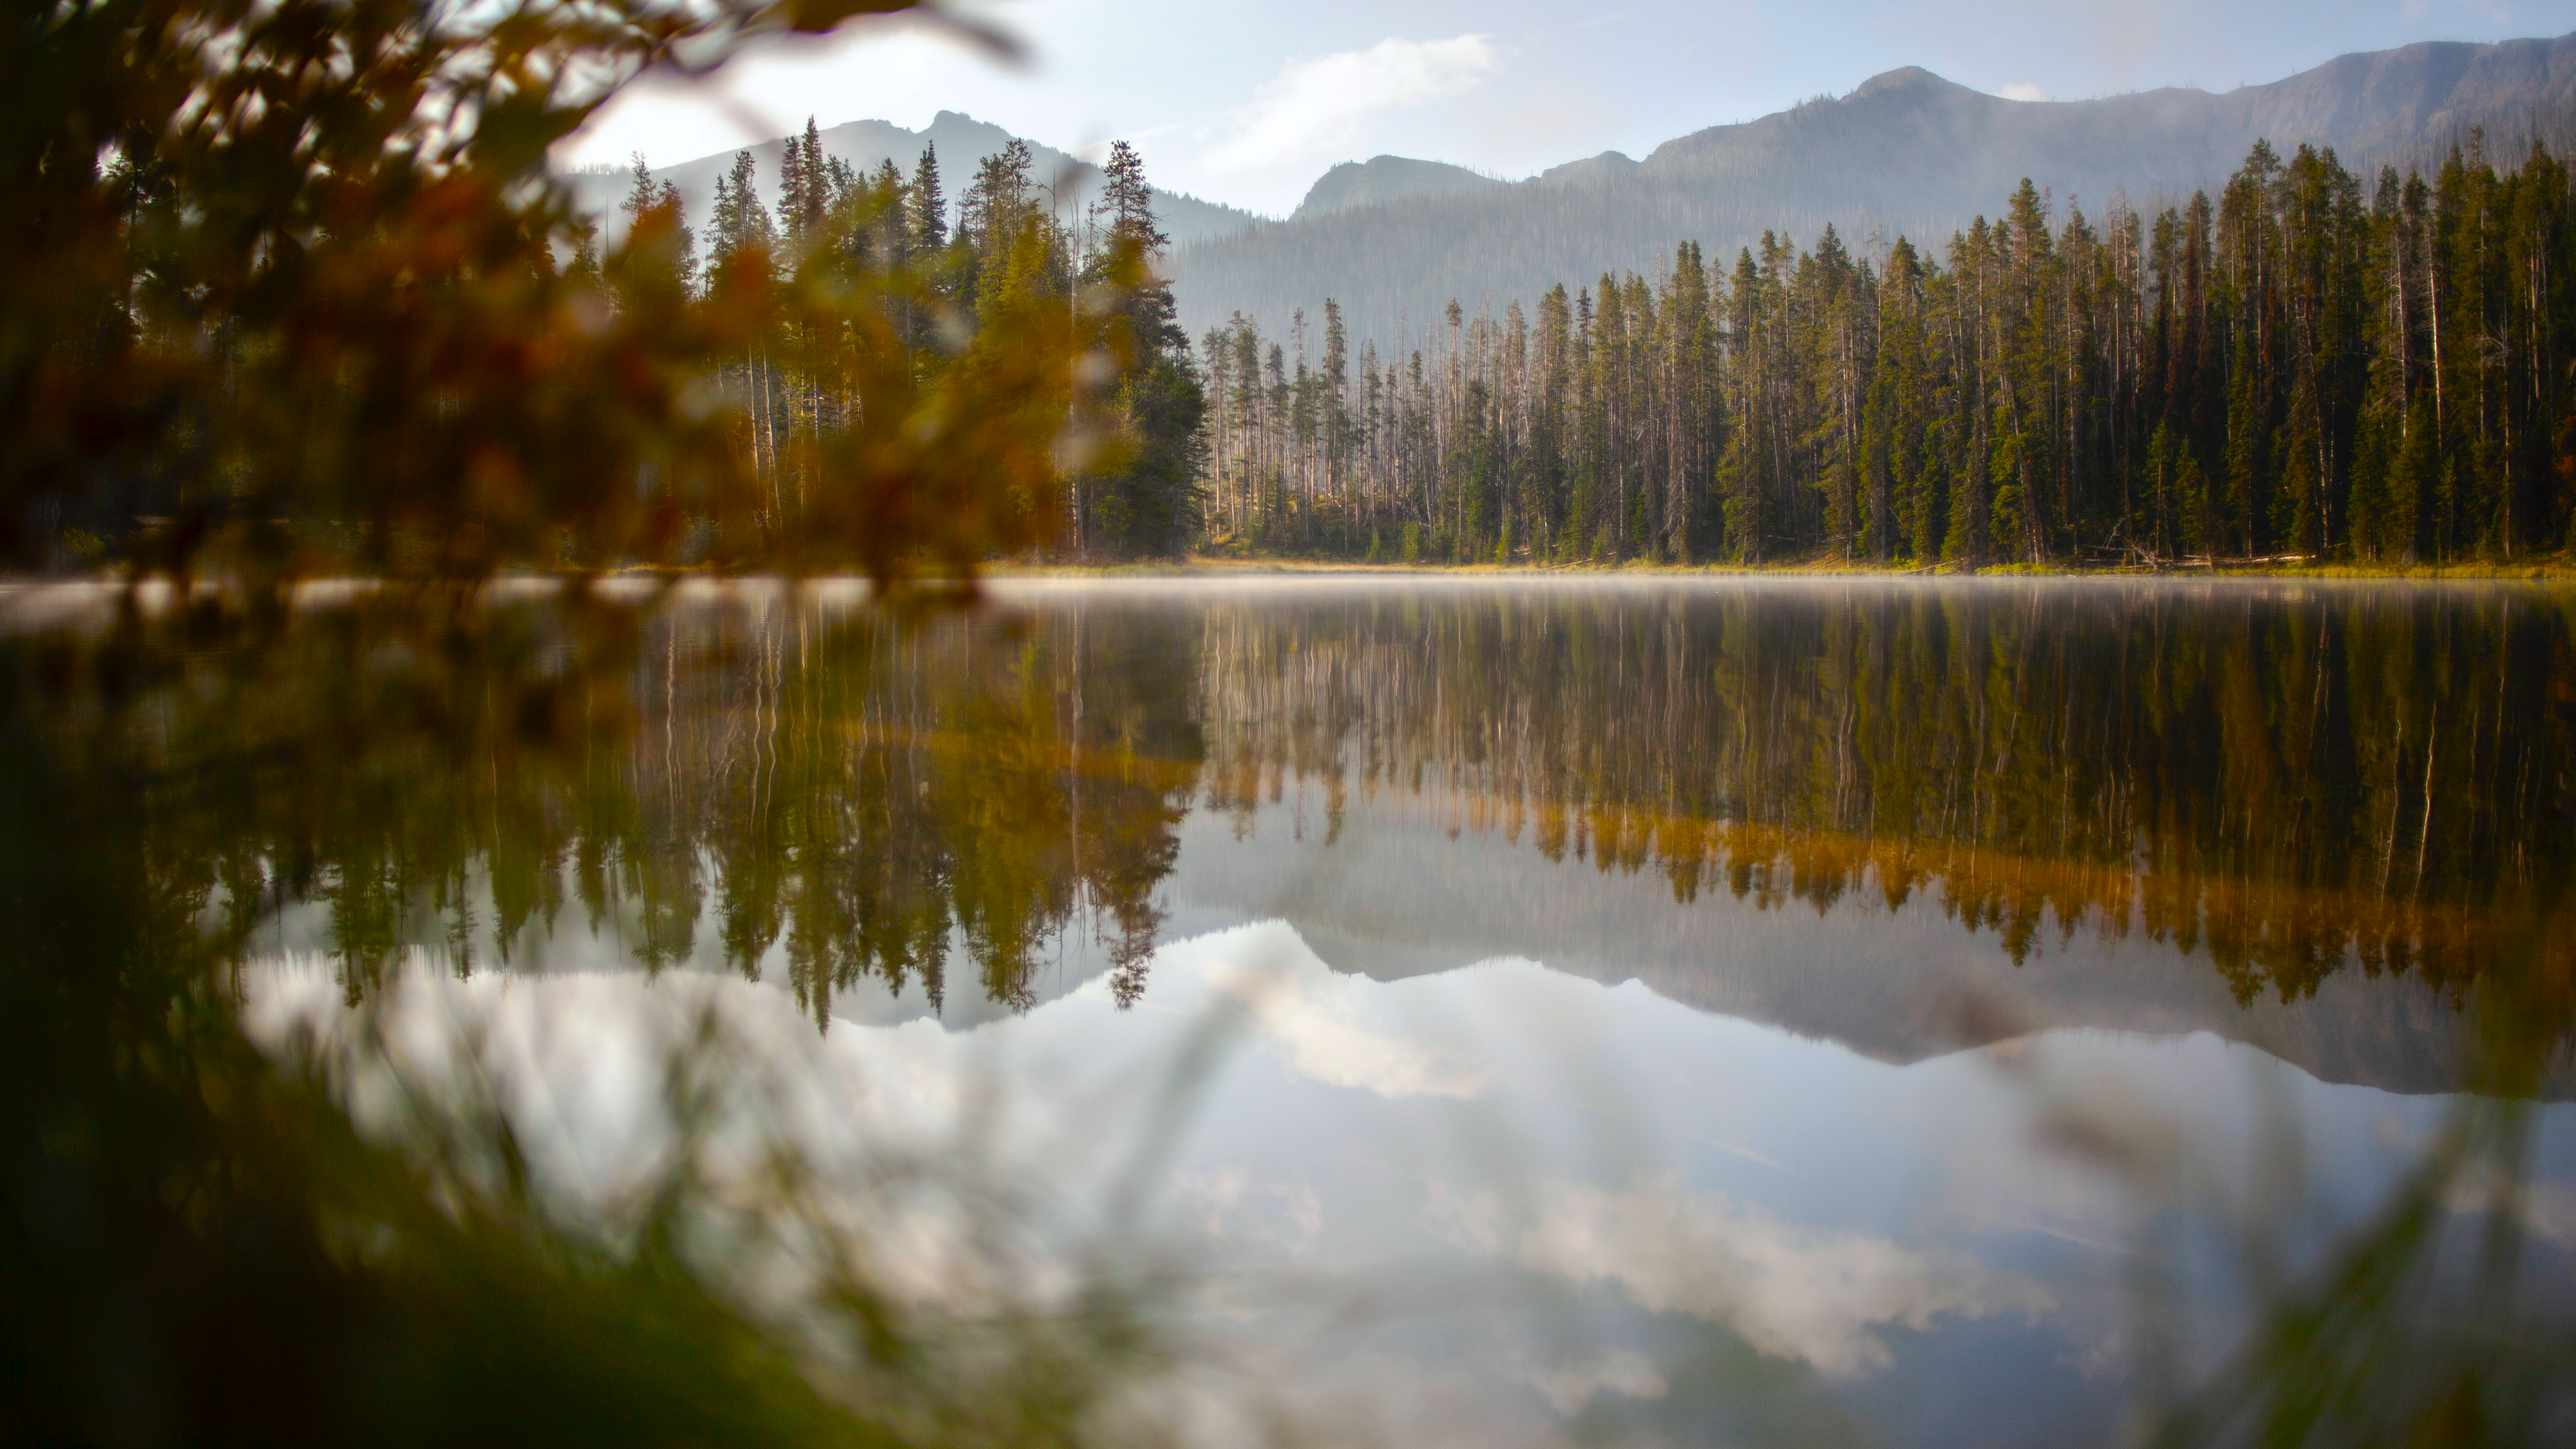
[602,125,1206,563]
[1197,137,2576,567]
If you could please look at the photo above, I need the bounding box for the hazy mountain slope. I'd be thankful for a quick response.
[1294,156,1505,219]
[1538,150,1641,185]
[1170,32,2576,349]
[566,110,1263,250]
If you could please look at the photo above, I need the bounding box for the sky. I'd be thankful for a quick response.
[563,0,2576,216]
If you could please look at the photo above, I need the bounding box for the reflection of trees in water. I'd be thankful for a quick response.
[123,582,2576,1023]
[21,582,2575,1440]
[5,591,1222,1449]
[1194,584,2576,1008]
[535,600,1208,1021]
[123,594,1205,1022]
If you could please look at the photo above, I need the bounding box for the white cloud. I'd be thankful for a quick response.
[1443,1177,2049,1378]
[1523,1350,1668,1416]
[1998,82,2047,102]
[1176,1166,1326,1253]
[1214,958,1491,1099]
[1203,34,1500,176]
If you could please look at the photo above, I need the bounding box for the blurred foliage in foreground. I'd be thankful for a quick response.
[1,592,1197,1448]
[3,0,1207,589]
[0,0,1198,1444]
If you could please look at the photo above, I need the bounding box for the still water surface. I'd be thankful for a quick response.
[119,578,2576,1444]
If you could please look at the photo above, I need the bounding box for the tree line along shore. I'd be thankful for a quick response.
[33,109,2576,585]
[1189,135,2576,573]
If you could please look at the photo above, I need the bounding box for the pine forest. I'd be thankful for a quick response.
[1193,136,2576,567]
[584,123,1208,567]
[571,125,2576,571]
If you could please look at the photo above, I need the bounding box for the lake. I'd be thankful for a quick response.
[25,575,2576,1446]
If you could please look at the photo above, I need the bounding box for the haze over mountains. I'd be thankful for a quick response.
[576,32,2576,350]
[1291,156,1506,220]
[1172,31,2576,346]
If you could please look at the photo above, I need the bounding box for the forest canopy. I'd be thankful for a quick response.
[1203,138,2576,568]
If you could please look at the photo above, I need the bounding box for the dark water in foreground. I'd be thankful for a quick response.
[20,576,2576,1446]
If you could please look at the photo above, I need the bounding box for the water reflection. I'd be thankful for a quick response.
[11,576,2576,1444]
[168,578,2576,1087]
[168,590,1210,1021]
[1188,580,2574,1008]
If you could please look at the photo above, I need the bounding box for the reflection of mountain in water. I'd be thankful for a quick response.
[100,578,2575,1100]
[1142,576,2576,1097]
[1156,786,2549,1099]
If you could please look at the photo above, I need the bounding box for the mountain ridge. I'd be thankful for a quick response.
[1168,32,2576,347]
[560,33,2576,353]
[1294,156,1505,220]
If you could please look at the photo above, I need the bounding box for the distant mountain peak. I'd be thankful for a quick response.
[1294,156,1507,221]
[1175,30,2576,345]
[924,109,1006,137]
[1847,66,1971,99]
[1538,150,1640,186]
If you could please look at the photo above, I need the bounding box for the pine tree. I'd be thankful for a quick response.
[775,117,829,250]
[1093,140,1165,255]
[908,143,948,254]
[1321,297,1350,528]
[708,150,773,275]
[658,180,695,288]
[612,155,694,304]
[2223,328,2265,556]
[1077,143,1205,558]
[619,152,656,235]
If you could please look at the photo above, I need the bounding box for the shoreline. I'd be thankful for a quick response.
[11,552,2574,606]
[990,552,2576,584]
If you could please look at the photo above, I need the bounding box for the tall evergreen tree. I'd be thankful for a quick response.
[1077,143,1205,558]
[909,143,949,254]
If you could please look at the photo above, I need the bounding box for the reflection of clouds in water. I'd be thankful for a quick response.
[226,921,2497,1434]
[1212,952,1491,1100]
[1438,1176,2049,1378]
[244,949,965,1142]
[237,953,1075,1309]
[1176,1166,1325,1254]
[2446,1166,2576,1250]
[1522,1348,1668,1416]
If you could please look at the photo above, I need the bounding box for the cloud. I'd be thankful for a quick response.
[1176,1166,1326,1253]
[1523,1350,1668,1417]
[1998,83,2047,102]
[1203,35,1499,176]
[2445,1165,2576,1249]
[1214,959,1491,1099]
[1440,1177,2049,1378]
